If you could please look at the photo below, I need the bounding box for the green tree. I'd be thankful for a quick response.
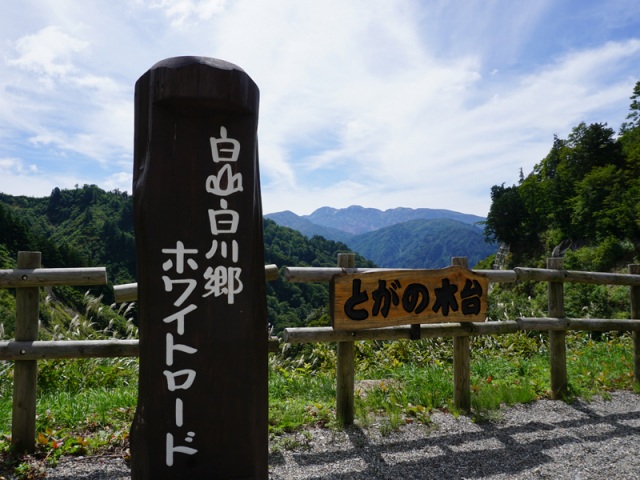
[620,81,640,134]
[564,122,623,178]
[570,165,633,240]
[484,184,530,255]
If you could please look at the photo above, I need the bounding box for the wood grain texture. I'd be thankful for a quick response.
[130,57,268,479]
[336,253,355,426]
[547,257,567,400]
[0,267,106,288]
[331,266,488,330]
[12,251,41,453]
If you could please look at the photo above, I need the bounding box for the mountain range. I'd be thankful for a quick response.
[265,206,496,269]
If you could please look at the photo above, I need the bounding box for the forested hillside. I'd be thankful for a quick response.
[264,210,351,243]
[266,206,492,268]
[349,218,495,269]
[0,187,373,335]
[0,186,135,284]
[484,80,640,272]
[263,219,375,333]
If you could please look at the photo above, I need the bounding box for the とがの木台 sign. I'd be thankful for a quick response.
[330,266,488,331]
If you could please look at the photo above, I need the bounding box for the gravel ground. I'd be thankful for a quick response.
[10,390,640,479]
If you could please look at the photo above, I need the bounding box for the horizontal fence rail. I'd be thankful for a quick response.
[284,318,640,343]
[0,338,280,362]
[113,263,279,302]
[0,340,140,360]
[284,266,640,286]
[0,267,107,288]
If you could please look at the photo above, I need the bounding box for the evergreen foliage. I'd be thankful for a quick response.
[0,187,373,335]
[263,219,375,333]
[348,218,495,269]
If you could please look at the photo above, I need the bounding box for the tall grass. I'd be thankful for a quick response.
[1,330,636,440]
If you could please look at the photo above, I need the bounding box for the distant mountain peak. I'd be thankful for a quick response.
[267,206,486,243]
[299,205,485,236]
[265,206,494,270]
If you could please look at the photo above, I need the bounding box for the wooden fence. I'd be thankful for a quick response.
[0,252,279,452]
[283,254,640,424]
[2,250,640,449]
[0,252,108,452]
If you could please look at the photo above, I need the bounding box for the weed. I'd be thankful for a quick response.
[13,459,46,480]
[404,403,431,424]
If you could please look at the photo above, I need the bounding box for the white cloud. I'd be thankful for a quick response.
[0,157,60,197]
[102,171,133,194]
[144,0,227,27]
[8,25,88,78]
[0,157,33,174]
[0,20,134,167]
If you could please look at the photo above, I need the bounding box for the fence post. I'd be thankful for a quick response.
[336,253,355,425]
[630,264,640,384]
[452,257,471,412]
[548,256,567,399]
[12,251,41,453]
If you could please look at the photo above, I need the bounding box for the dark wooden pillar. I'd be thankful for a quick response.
[130,57,268,479]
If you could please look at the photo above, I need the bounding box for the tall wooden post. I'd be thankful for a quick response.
[452,256,471,412]
[548,257,567,399]
[130,57,268,479]
[630,264,640,384]
[12,251,41,453]
[336,253,355,425]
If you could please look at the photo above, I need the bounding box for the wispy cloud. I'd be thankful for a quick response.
[0,157,37,174]
[8,25,88,78]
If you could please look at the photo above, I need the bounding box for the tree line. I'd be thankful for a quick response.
[0,185,373,335]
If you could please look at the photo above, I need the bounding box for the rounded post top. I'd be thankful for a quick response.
[149,56,245,73]
[136,55,258,113]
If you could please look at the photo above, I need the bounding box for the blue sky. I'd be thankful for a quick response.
[1,0,639,217]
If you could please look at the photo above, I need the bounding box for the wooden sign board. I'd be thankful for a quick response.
[331,266,488,331]
[130,57,268,479]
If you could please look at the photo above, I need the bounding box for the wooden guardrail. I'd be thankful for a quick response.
[0,251,107,453]
[4,249,640,446]
[282,254,640,423]
[0,254,279,453]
